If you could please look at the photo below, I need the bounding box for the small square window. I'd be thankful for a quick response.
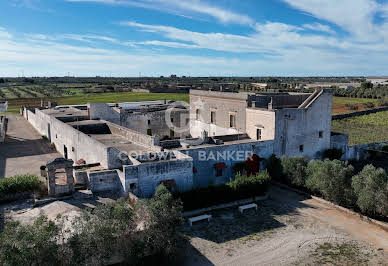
[319,131,323,138]
[299,145,304,152]
[130,183,136,190]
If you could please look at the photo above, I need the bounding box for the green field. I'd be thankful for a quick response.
[1,92,189,114]
[332,111,388,145]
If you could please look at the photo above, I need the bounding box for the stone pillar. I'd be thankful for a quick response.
[47,168,56,197]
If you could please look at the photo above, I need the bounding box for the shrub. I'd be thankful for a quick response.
[377,96,388,107]
[0,174,42,196]
[362,102,375,109]
[280,156,308,187]
[344,103,359,111]
[177,171,271,211]
[306,160,355,206]
[323,148,344,160]
[0,187,183,265]
[266,154,282,181]
[0,216,61,266]
[351,165,388,216]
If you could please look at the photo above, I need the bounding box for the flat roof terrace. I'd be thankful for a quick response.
[90,134,150,155]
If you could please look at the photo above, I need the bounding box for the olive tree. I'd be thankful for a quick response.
[306,159,355,206]
[352,165,388,216]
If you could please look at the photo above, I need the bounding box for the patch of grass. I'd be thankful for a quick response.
[332,111,388,145]
[312,241,370,265]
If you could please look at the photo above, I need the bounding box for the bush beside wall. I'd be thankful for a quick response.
[176,171,271,211]
[0,175,42,197]
[267,155,388,218]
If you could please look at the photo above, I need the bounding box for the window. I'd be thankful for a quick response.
[171,117,174,123]
[196,109,200,120]
[229,114,236,128]
[147,120,151,125]
[299,145,304,152]
[211,111,216,124]
[147,129,152,136]
[130,183,136,190]
[72,147,75,152]
[216,168,223,177]
[214,162,227,177]
[170,129,175,138]
[319,131,323,138]
[186,118,190,126]
[256,128,262,140]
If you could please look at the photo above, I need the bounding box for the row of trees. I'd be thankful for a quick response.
[334,82,388,101]
[0,185,183,266]
[268,156,388,217]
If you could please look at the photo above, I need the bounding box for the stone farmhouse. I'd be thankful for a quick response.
[21,88,335,198]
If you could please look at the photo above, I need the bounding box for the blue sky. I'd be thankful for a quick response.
[1,0,388,77]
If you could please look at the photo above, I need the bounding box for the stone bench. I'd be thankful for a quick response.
[238,203,258,213]
[188,214,212,226]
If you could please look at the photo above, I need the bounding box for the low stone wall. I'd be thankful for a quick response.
[332,106,388,120]
[331,141,388,161]
[0,192,34,203]
[105,120,160,149]
[182,193,269,217]
[88,170,122,193]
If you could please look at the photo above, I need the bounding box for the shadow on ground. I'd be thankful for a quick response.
[180,186,314,244]
[0,137,57,178]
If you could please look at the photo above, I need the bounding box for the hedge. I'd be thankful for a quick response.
[175,171,271,211]
[0,175,42,196]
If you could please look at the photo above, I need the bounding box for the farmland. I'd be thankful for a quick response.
[332,111,388,145]
[1,92,189,114]
[332,97,379,114]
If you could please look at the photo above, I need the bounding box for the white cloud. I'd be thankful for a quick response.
[282,0,388,40]
[303,22,335,34]
[66,0,254,26]
[0,27,12,39]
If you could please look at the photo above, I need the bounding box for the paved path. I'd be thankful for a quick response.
[0,114,60,178]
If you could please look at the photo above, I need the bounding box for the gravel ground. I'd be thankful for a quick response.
[173,185,388,266]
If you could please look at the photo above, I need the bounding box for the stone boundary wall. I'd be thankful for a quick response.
[331,141,388,161]
[24,108,121,169]
[0,192,34,203]
[332,106,388,120]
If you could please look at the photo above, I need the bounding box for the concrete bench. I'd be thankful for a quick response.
[238,203,258,213]
[188,214,212,226]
